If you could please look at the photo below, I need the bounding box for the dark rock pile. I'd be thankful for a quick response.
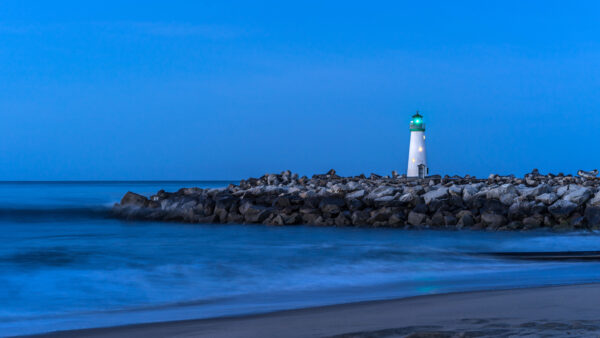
[113,169,600,231]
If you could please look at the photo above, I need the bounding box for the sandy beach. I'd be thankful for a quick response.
[29,283,600,338]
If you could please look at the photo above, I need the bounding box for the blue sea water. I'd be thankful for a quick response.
[1,181,600,336]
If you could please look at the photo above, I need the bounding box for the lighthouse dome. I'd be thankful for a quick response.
[410,111,425,131]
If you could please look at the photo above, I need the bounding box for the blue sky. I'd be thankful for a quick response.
[1,1,599,180]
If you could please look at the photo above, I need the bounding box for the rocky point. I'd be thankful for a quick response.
[113,169,600,231]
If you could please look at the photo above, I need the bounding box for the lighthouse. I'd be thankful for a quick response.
[407,111,428,178]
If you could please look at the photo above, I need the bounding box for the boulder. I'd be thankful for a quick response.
[457,213,474,228]
[578,169,599,179]
[389,213,405,226]
[557,184,580,197]
[531,202,547,215]
[282,213,301,225]
[423,187,449,204]
[548,200,578,218]
[351,210,370,225]
[570,214,586,228]
[481,212,506,228]
[346,190,365,200]
[522,214,543,229]
[413,203,428,214]
[369,208,393,223]
[535,193,558,205]
[347,198,365,211]
[398,192,416,204]
[499,193,518,206]
[273,196,292,209]
[366,186,397,201]
[373,195,396,207]
[486,184,517,200]
[462,185,480,203]
[120,192,149,208]
[302,212,321,225]
[481,199,506,215]
[563,187,592,206]
[431,211,445,226]
[518,184,552,199]
[319,197,346,215]
[448,185,463,197]
[334,213,351,226]
[267,214,285,226]
[508,201,532,220]
[407,211,427,226]
[239,202,273,223]
[444,214,458,226]
[584,206,600,226]
[588,192,600,207]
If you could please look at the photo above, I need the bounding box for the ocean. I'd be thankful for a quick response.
[1,181,600,336]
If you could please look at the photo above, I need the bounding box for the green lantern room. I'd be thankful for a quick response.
[410,112,425,132]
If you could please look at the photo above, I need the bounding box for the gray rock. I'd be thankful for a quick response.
[481,212,506,228]
[508,201,532,220]
[431,211,445,226]
[578,169,599,179]
[457,213,474,228]
[347,198,365,211]
[374,195,399,207]
[462,185,480,203]
[563,187,592,206]
[518,183,552,199]
[239,202,273,223]
[351,210,370,225]
[366,186,397,200]
[585,206,600,226]
[346,189,365,199]
[444,214,458,226]
[334,213,351,226]
[588,192,600,207]
[120,192,149,208]
[557,184,580,197]
[548,200,578,218]
[423,187,449,204]
[531,202,547,215]
[407,211,427,226]
[319,197,346,215]
[369,208,393,223]
[398,192,416,204]
[535,193,558,205]
[570,214,585,228]
[448,185,463,197]
[499,193,518,206]
[486,184,517,200]
[523,214,543,229]
[389,213,405,226]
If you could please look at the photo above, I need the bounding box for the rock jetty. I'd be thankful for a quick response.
[113,169,600,231]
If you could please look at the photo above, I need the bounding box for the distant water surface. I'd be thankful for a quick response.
[1,181,600,336]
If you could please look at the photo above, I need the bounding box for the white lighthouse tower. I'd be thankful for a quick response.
[407,111,428,178]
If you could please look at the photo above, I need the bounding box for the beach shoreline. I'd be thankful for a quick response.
[26,283,600,338]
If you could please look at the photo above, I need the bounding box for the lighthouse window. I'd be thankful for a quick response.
[418,147,423,152]
[423,135,426,140]
[412,158,416,163]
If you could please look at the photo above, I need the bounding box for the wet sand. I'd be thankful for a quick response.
[29,283,600,338]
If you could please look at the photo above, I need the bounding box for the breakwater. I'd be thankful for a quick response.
[113,169,600,231]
